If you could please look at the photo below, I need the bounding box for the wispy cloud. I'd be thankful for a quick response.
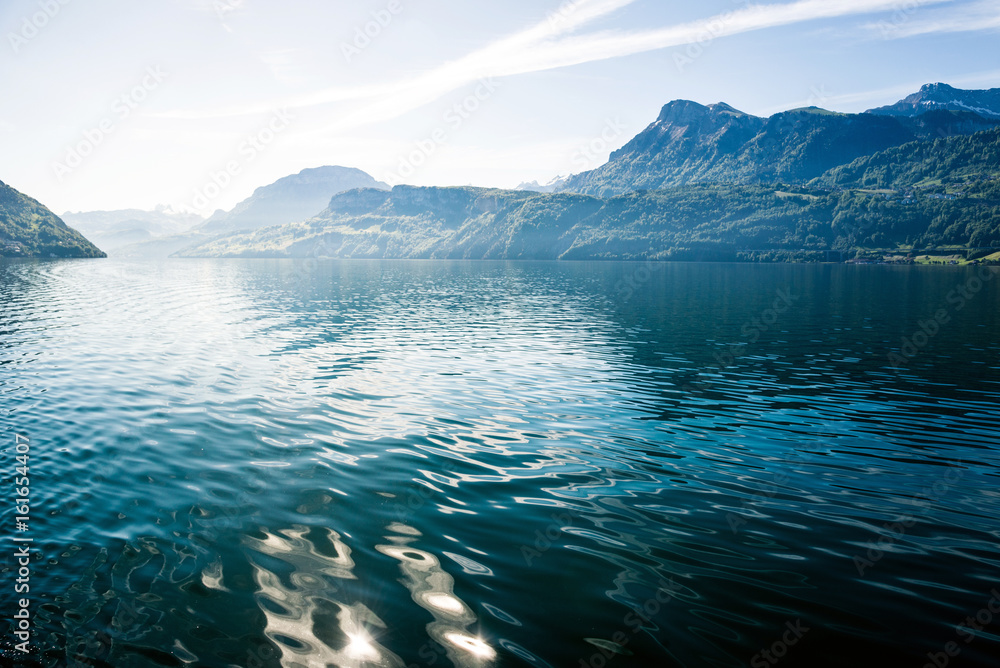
[865,0,1000,38]
[158,0,957,126]
[312,0,956,133]
[481,0,951,75]
[154,0,637,120]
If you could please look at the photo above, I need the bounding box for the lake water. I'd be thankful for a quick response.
[1,259,999,668]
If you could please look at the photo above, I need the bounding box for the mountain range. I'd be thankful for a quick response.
[178,83,1000,261]
[176,156,1000,262]
[555,84,1000,197]
[3,83,999,261]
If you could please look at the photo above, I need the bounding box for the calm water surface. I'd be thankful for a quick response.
[1,259,999,667]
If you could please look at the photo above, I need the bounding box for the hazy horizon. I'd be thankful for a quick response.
[3,0,999,215]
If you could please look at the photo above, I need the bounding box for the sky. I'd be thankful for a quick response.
[1,0,999,217]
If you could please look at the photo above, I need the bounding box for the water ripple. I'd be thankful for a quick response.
[1,259,999,667]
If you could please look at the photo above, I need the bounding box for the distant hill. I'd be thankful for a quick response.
[867,83,1000,118]
[195,166,389,235]
[556,86,1000,197]
[0,180,105,258]
[175,182,1000,262]
[61,206,203,252]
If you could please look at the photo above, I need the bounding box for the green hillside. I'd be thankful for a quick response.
[813,127,1000,189]
[176,183,1000,262]
[0,180,106,258]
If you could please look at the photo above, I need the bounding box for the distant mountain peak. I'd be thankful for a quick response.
[921,81,955,91]
[515,175,568,193]
[656,99,705,123]
[656,100,752,122]
[867,83,1000,118]
[196,166,389,234]
[653,100,757,129]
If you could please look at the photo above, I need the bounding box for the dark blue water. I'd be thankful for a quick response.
[1,259,999,668]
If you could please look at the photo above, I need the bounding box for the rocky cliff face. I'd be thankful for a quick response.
[582,100,764,194]
[557,85,1000,197]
